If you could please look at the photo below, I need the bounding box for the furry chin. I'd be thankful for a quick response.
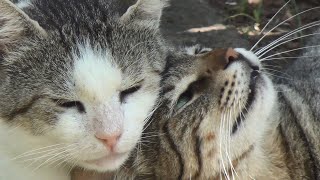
[78,152,130,172]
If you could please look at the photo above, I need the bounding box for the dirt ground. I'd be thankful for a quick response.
[160,0,320,69]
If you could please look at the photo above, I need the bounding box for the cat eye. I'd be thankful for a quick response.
[120,86,141,103]
[175,87,194,111]
[174,77,208,112]
[53,99,86,113]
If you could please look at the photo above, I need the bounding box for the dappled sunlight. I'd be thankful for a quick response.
[185,24,227,33]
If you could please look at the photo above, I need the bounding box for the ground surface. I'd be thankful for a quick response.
[160,0,320,70]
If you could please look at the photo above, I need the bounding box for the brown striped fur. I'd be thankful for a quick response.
[112,44,320,179]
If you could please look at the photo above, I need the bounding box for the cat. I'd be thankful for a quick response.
[111,34,320,179]
[0,0,170,179]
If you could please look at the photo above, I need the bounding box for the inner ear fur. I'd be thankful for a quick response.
[0,0,46,57]
[120,0,169,29]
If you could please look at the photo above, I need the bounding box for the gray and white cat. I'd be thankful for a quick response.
[0,0,169,179]
[113,37,320,179]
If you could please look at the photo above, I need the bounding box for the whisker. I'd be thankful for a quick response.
[22,147,68,164]
[256,20,320,55]
[251,6,320,51]
[263,71,293,81]
[221,109,231,180]
[262,55,320,61]
[259,0,292,35]
[261,68,291,77]
[142,102,162,132]
[140,134,165,139]
[31,144,79,172]
[261,45,320,60]
[257,24,320,57]
[12,143,67,160]
[263,64,282,69]
[226,109,237,180]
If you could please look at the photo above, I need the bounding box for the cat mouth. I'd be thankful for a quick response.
[82,152,129,171]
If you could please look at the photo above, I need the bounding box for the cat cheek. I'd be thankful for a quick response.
[51,110,87,143]
[117,91,158,151]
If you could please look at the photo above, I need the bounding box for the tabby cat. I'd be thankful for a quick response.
[0,0,169,179]
[113,37,320,179]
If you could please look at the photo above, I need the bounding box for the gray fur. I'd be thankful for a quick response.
[0,0,171,178]
[0,0,167,132]
[113,35,320,179]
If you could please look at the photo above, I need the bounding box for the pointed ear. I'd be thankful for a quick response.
[0,0,46,56]
[120,0,169,29]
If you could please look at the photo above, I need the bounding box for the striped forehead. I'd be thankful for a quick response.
[72,44,122,102]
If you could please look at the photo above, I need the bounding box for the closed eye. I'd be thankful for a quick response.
[120,85,141,103]
[174,77,208,112]
[53,99,86,113]
[175,87,194,111]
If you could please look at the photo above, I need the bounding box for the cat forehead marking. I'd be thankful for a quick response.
[73,44,122,102]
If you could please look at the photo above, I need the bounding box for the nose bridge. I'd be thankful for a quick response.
[93,98,124,135]
[199,48,239,73]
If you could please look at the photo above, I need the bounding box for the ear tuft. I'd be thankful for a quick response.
[120,0,169,29]
[0,0,46,57]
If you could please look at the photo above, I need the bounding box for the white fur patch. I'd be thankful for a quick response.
[0,1,161,177]
[234,48,262,69]
[73,43,121,102]
[0,120,70,180]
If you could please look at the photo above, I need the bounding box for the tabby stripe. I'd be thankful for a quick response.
[6,96,41,121]
[192,129,202,179]
[179,115,197,139]
[161,85,175,95]
[212,145,254,179]
[278,124,294,179]
[280,92,318,179]
[231,112,245,135]
[160,54,174,79]
[163,120,184,180]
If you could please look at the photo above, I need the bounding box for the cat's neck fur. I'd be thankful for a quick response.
[0,120,70,180]
[204,97,289,180]
[244,84,319,180]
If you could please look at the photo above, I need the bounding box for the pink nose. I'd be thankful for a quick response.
[95,132,122,151]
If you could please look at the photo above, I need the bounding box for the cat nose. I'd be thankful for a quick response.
[200,48,239,71]
[95,132,122,151]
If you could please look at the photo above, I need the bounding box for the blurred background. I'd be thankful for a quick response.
[122,0,320,70]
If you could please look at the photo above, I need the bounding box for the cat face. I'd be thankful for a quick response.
[123,48,277,178]
[0,0,167,172]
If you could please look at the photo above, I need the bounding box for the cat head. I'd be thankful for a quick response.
[0,0,168,172]
[122,47,277,178]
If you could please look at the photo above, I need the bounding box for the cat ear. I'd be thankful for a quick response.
[0,0,46,56]
[120,0,169,29]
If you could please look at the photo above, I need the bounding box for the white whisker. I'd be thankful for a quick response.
[257,24,320,57]
[259,0,292,35]
[142,102,162,132]
[11,143,67,160]
[261,45,320,60]
[262,55,320,61]
[251,6,320,51]
[31,144,79,172]
[261,68,291,78]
